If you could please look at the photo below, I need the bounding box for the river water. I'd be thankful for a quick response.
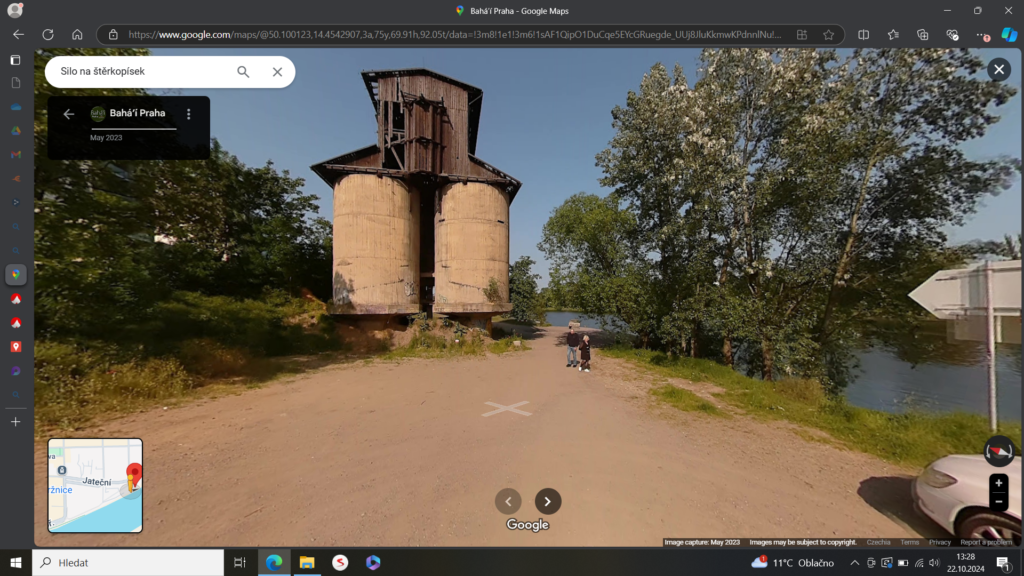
[544,311,1023,420]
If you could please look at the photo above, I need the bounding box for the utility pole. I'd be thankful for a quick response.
[985,260,997,433]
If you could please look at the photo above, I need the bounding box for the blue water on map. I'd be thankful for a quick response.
[51,489,142,533]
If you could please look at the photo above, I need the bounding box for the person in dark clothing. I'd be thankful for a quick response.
[566,327,580,367]
[578,335,592,372]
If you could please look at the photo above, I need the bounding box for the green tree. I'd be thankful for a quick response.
[35,47,174,337]
[35,48,334,341]
[154,141,330,300]
[812,49,1019,354]
[967,233,1022,260]
[509,256,542,323]
[539,193,668,345]
[543,48,1019,388]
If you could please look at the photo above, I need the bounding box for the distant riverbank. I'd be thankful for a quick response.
[603,346,1022,468]
[542,312,1022,421]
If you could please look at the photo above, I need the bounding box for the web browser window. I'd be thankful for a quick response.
[0,1,1021,575]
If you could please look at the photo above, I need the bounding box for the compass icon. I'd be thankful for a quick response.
[985,435,1017,467]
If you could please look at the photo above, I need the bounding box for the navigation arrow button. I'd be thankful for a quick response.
[534,488,562,515]
[494,488,522,515]
[63,109,74,120]
[12,29,22,39]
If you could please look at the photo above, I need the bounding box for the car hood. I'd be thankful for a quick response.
[930,454,1022,481]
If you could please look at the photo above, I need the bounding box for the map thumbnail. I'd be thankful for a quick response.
[47,438,142,533]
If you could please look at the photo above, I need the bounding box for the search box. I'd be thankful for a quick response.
[32,550,223,576]
[44,56,294,88]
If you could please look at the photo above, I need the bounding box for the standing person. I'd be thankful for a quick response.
[579,334,592,372]
[566,326,580,367]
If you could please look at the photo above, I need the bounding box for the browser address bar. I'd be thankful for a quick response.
[44,56,295,89]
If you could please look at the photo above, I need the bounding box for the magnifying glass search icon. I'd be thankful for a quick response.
[41,557,51,569]
[12,391,18,398]
[237,66,249,78]
[12,247,18,254]
[12,223,18,230]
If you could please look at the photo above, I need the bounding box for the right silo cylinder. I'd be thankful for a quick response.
[434,182,510,308]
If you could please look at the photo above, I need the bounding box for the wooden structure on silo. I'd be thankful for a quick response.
[312,68,521,330]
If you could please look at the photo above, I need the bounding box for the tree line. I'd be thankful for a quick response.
[35,48,331,342]
[539,48,1020,390]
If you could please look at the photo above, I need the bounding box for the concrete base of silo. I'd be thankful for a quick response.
[331,313,414,332]
[434,302,511,336]
[327,301,421,316]
[444,313,497,335]
[432,302,512,316]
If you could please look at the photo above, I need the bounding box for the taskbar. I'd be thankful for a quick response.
[666,537,1021,548]
[1,547,1019,576]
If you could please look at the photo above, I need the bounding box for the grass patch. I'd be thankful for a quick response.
[488,336,531,354]
[603,346,1022,468]
[651,384,726,417]
[36,291,347,432]
[382,332,486,360]
[492,316,552,327]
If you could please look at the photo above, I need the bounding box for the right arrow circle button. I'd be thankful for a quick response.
[535,488,562,514]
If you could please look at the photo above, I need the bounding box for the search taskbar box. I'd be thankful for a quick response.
[23,550,223,576]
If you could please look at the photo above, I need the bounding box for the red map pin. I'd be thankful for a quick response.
[10,293,20,304]
[126,463,142,488]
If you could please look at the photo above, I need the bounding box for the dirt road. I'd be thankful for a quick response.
[35,325,935,547]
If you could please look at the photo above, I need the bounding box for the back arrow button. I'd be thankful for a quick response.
[64,110,74,120]
[12,29,22,39]
[495,488,522,515]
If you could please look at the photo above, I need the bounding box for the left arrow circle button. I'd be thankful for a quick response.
[495,488,522,515]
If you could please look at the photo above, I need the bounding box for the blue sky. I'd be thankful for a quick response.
[156,47,1022,285]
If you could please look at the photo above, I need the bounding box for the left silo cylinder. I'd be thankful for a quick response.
[332,174,421,315]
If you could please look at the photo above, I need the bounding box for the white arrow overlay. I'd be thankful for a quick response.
[544,497,552,507]
[909,260,1021,319]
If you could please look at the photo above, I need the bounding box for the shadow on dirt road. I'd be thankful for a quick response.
[858,476,951,539]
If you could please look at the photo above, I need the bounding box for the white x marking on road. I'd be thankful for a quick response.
[482,401,532,417]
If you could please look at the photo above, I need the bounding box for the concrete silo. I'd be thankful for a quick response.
[311,69,521,331]
[432,181,511,330]
[331,174,420,316]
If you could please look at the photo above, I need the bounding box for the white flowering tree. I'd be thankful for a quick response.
[542,48,1018,387]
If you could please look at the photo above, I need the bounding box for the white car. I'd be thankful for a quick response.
[913,454,1021,544]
